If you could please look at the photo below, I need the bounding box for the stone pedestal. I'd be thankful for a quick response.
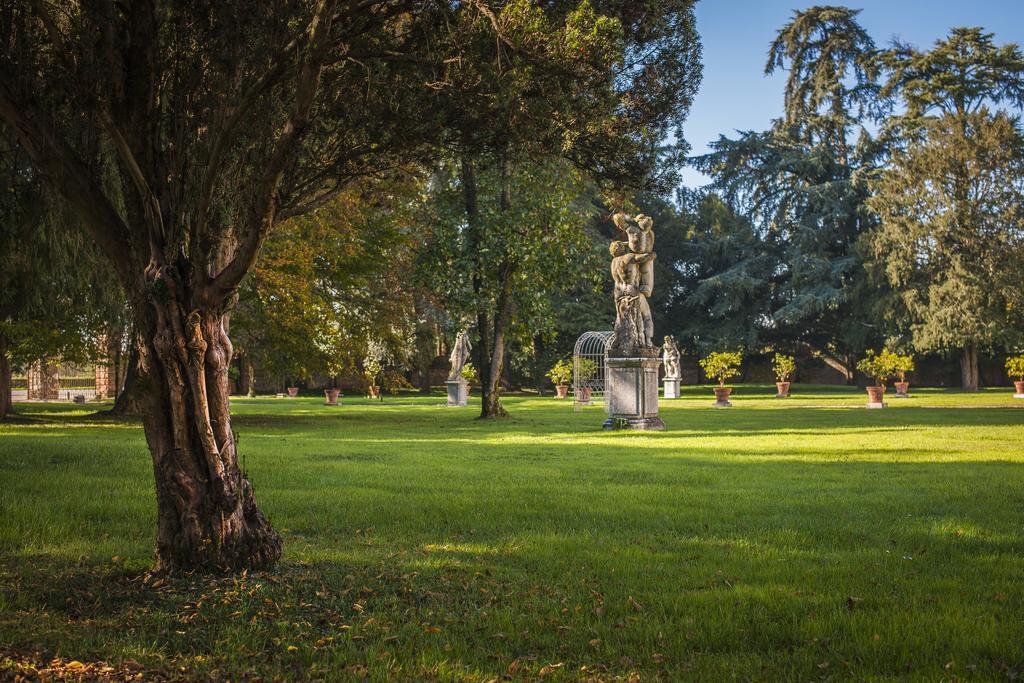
[866,401,886,409]
[663,377,680,399]
[603,351,664,430]
[446,379,468,407]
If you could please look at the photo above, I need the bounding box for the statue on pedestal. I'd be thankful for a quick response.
[448,330,472,381]
[609,213,656,356]
[447,329,472,407]
[662,336,681,379]
[604,212,665,430]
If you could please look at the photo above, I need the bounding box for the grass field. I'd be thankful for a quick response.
[1,385,1023,680]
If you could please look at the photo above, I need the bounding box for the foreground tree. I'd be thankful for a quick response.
[0,1,454,571]
[875,28,1024,389]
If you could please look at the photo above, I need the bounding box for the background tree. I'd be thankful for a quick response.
[232,177,421,392]
[866,110,1024,389]
[436,0,701,416]
[691,6,885,377]
[0,124,123,418]
[874,27,1024,389]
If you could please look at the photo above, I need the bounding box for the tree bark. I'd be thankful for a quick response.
[134,291,281,573]
[0,332,11,420]
[109,343,141,416]
[961,342,980,392]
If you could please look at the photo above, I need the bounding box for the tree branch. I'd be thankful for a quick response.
[0,78,135,290]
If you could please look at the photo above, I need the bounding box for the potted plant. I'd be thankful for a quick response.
[699,351,743,406]
[576,358,598,403]
[1006,355,1024,397]
[364,358,383,399]
[856,349,897,407]
[772,353,796,397]
[547,359,572,399]
[892,354,915,397]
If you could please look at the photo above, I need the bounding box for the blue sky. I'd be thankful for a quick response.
[680,1,1024,187]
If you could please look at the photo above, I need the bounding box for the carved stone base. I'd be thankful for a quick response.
[663,378,680,399]
[866,402,886,409]
[1014,394,1024,399]
[446,379,468,407]
[603,352,663,431]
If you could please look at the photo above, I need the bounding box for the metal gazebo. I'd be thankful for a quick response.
[572,331,613,411]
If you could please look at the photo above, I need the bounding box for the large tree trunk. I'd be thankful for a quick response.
[961,342,980,392]
[0,332,11,420]
[136,295,281,573]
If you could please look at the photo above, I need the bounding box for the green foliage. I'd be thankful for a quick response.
[865,111,1024,356]
[546,359,573,386]
[576,357,599,382]
[772,353,796,382]
[892,353,915,381]
[1005,355,1024,381]
[460,363,478,384]
[856,348,902,385]
[691,6,885,363]
[699,351,743,386]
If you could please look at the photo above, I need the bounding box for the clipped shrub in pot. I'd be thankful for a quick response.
[857,349,898,407]
[547,359,572,399]
[699,351,742,406]
[772,353,795,397]
[1006,355,1024,397]
[575,358,598,403]
[892,354,915,397]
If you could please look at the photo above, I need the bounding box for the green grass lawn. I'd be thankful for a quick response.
[1,385,1022,680]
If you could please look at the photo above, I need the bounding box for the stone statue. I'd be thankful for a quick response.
[662,336,681,380]
[448,330,472,382]
[609,212,656,355]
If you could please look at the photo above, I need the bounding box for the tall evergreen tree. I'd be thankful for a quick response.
[693,6,884,377]
[874,28,1024,389]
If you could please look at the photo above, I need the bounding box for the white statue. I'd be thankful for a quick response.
[662,336,681,380]
[448,330,472,381]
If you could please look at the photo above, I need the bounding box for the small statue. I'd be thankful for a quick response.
[448,329,472,381]
[662,336,681,380]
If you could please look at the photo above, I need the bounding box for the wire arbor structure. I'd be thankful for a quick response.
[572,331,613,411]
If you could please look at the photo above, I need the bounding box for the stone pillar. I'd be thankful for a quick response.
[446,379,468,407]
[603,349,664,430]
[28,361,60,400]
[663,377,680,399]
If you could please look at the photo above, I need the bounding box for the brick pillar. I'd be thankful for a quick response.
[93,334,120,400]
[28,361,60,400]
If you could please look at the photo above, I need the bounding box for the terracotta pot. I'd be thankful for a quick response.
[895,381,909,395]
[579,386,592,403]
[286,386,299,398]
[555,384,569,399]
[324,388,340,405]
[866,385,885,404]
[775,381,790,397]
[1014,380,1024,394]
[368,385,381,399]
[713,386,732,404]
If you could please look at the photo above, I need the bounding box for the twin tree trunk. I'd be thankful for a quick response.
[461,156,515,418]
[135,269,280,572]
